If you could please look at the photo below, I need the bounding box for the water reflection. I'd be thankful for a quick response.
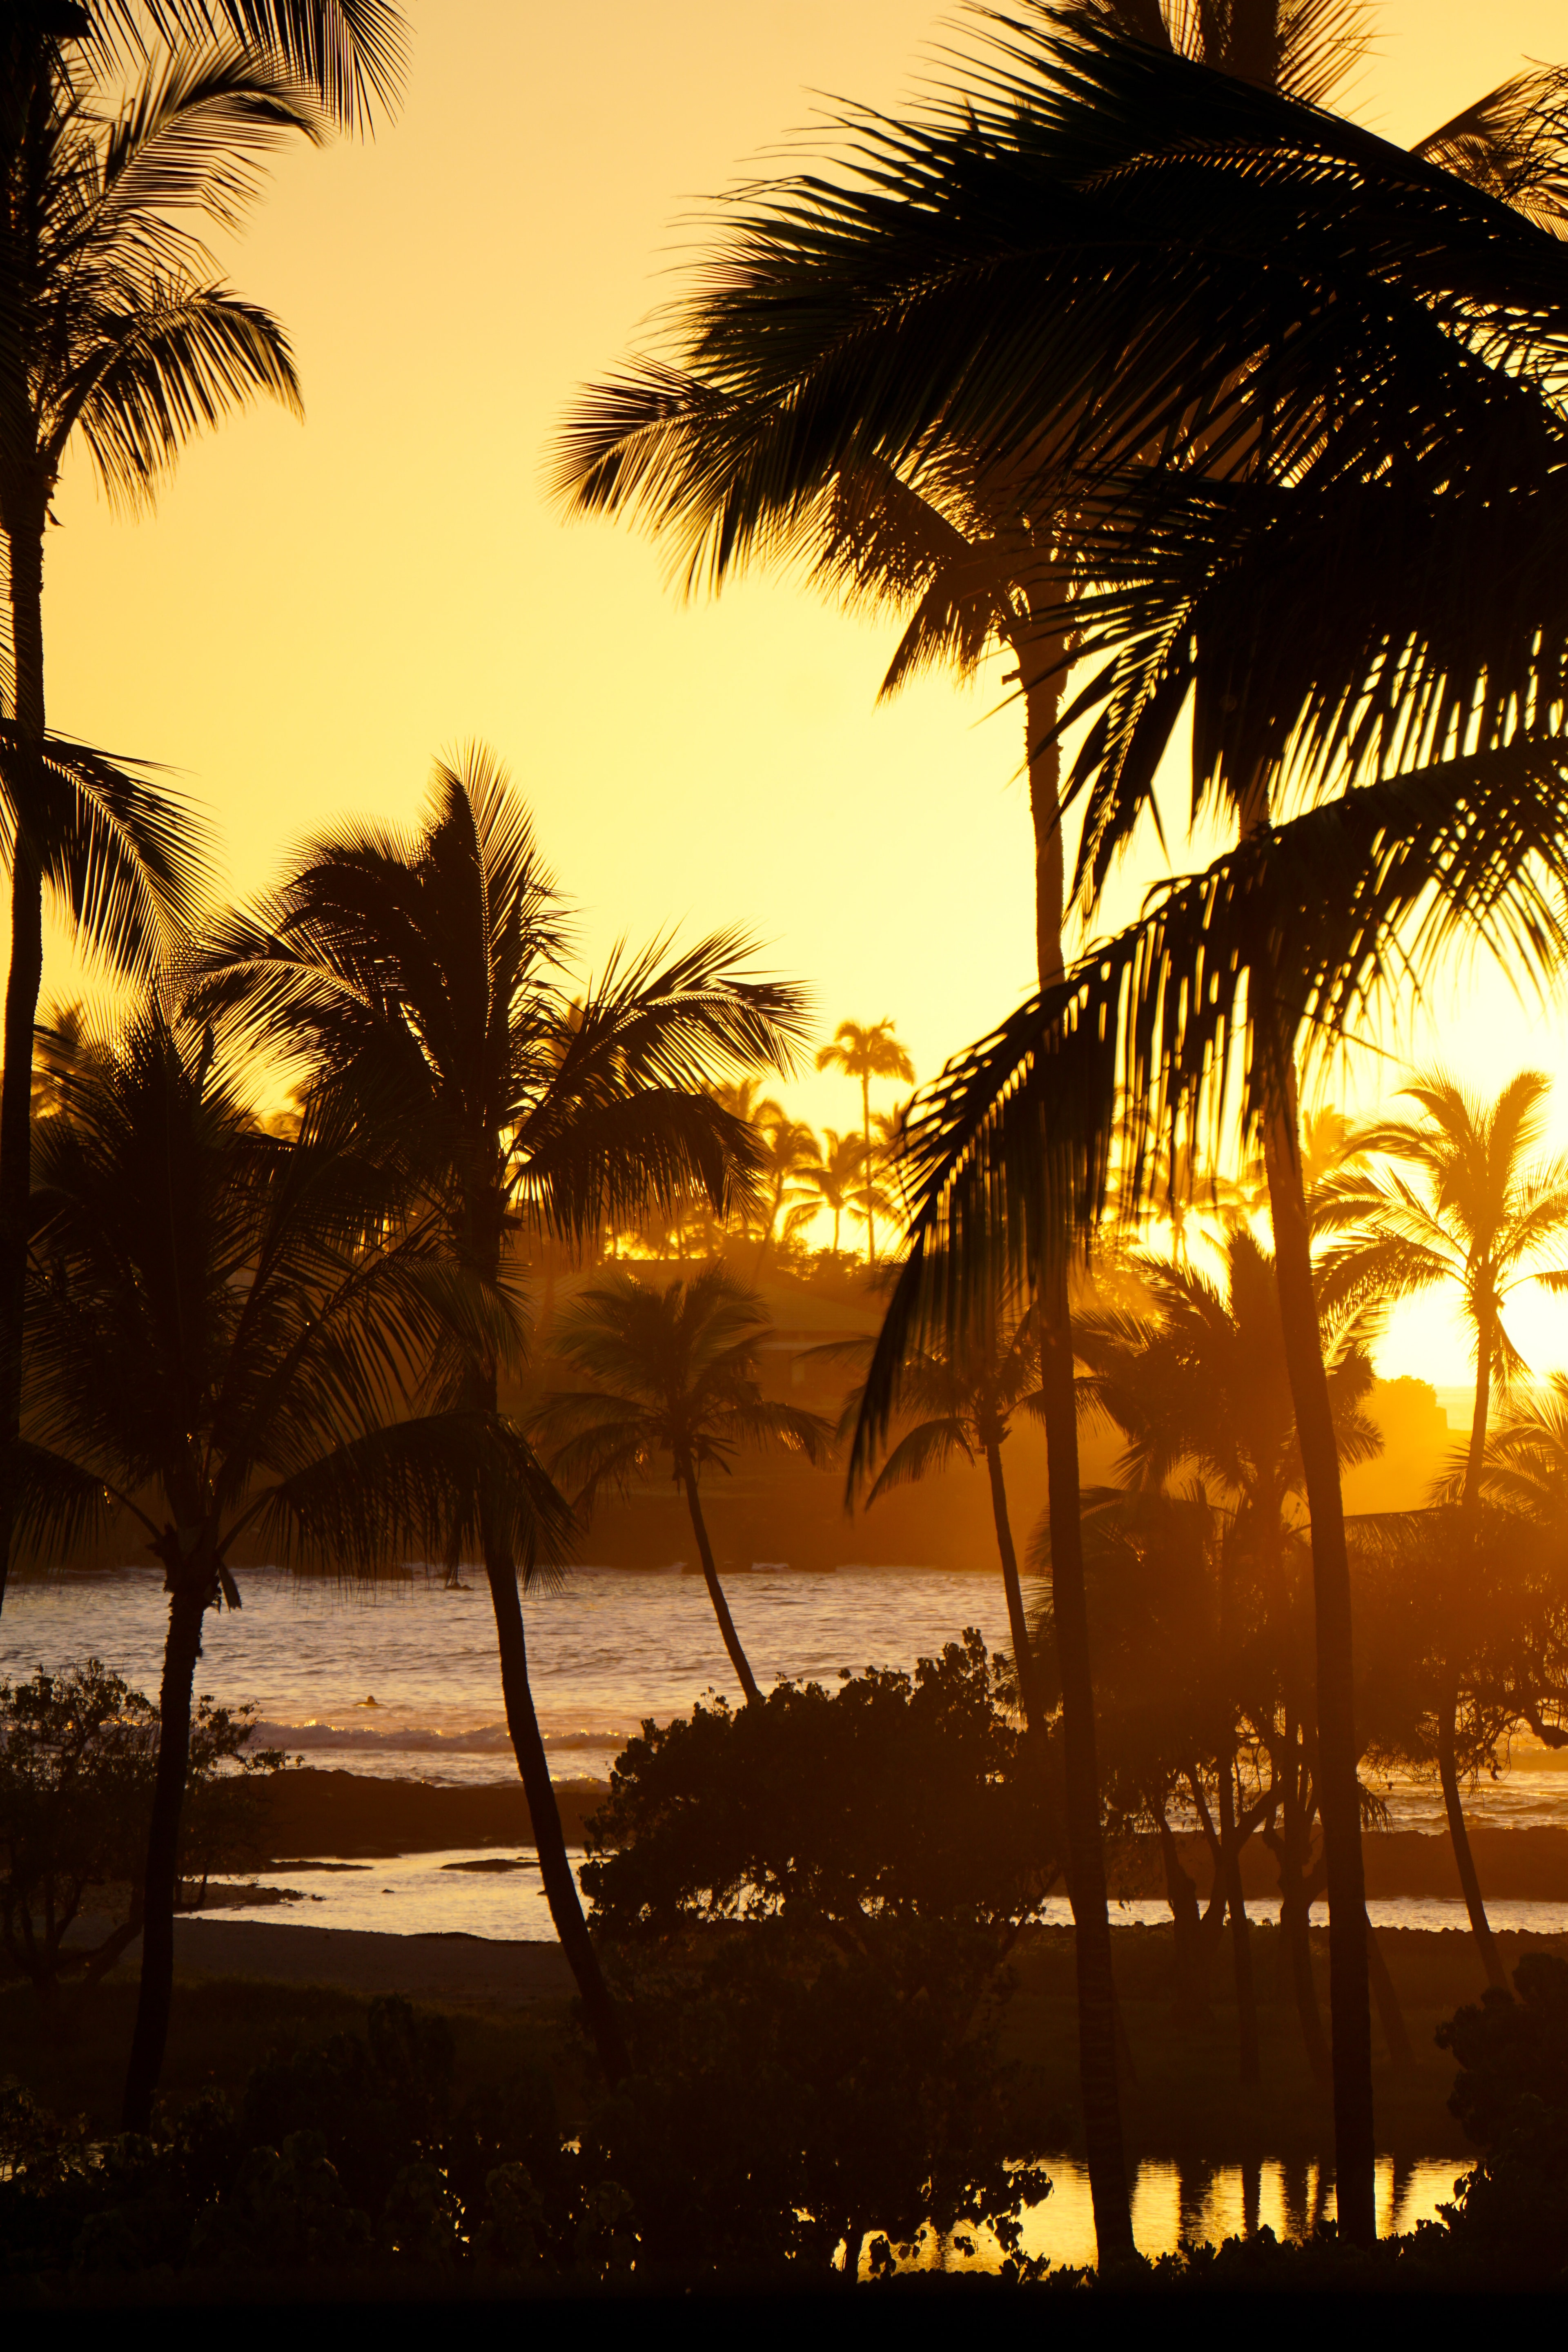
[919,2154,1466,2273]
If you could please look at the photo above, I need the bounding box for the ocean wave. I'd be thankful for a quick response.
[252,1721,627,1754]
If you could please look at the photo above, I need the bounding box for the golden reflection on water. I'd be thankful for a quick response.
[882,2155,1467,2274]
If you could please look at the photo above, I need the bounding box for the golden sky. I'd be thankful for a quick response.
[34,0,1568,1386]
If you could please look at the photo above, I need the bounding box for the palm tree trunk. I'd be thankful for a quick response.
[1219,1764,1261,2085]
[1437,1687,1506,1990]
[1366,1922,1415,2069]
[1156,1800,1206,2023]
[1022,656,1068,989]
[679,1455,761,1704]
[484,1548,630,2081]
[1022,623,1132,2265]
[464,1252,629,2083]
[1041,1256,1135,2265]
[1450,1332,1506,1987]
[982,1434,1038,1729]
[122,1576,207,2130]
[1260,1093,1376,2245]
[0,516,47,1617]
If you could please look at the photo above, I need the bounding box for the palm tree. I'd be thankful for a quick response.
[849,1306,1045,1724]
[1315,1069,1568,1984]
[192,748,806,2079]
[550,2,1568,2253]
[749,1108,820,1274]
[0,4,405,1610]
[17,998,523,2130]
[800,1128,867,1258]
[537,1265,833,1704]
[814,1020,915,1265]
[1077,1227,1383,2071]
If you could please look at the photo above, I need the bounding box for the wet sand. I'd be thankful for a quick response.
[254,1769,607,1859]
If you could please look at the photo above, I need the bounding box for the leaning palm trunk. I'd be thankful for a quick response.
[1448,1344,1508,1988]
[1039,1265,1134,2258]
[675,1447,761,1704]
[122,1566,209,2130]
[0,516,47,1616]
[1261,1091,1376,2238]
[470,1342,629,2082]
[982,1434,1038,1728]
[1026,635,1134,2264]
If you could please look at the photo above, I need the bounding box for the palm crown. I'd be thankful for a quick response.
[195,748,810,1273]
[1315,1070,1568,1495]
[537,1265,832,1702]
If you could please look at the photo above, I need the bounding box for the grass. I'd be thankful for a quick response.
[0,1970,579,2135]
[3,1919,1549,2163]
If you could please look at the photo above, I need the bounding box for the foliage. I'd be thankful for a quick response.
[0,1995,630,2286]
[585,1921,1052,2281]
[0,1659,285,2011]
[538,1263,831,1508]
[581,1632,1054,1943]
[1433,1954,1568,2273]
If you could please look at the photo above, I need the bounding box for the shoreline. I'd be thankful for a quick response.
[251,1770,1568,1897]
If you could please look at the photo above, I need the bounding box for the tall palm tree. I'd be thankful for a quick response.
[537,1265,833,1703]
[0,6,405,1611]
[18,998,521,2130]
[800,1127,867,1257]
[551,1,1568,2254]
[815,1019,914,1265]
[543,4,1568,2258]
[192,748,806,2080]
[1315,1069,1568,1984]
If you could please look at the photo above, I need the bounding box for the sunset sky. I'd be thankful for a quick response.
[35,0,1568,1388]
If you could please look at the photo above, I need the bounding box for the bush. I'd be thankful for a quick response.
[0,1658,287,2018]
[582,1631,1055,1945]
[1434,1953,1568,2274]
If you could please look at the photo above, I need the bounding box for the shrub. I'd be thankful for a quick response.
[582,1631,1055,1946]
[0,1658,287,2018]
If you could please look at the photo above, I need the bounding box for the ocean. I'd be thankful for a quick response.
[4,1561,1566,1941]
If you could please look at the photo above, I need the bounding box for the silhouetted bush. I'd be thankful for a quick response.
[582,1631,1054,1944]
[0,1659,287,2019]
[1432,1952,1568,2274]
[585,1918,1052,2280]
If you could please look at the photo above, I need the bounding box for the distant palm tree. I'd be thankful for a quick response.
[18,1001,514,2131]
[845,1307,1045,1724]
[815,1020,915,1264]
[193,748,806,2080]
[1316,1069,1568,1984]
[800,1128,867,1257]
[537,1265,833,1704]
[750,1109,820,1274]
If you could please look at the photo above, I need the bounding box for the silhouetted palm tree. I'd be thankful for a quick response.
[749,1108,820,1274]
[193,748,806,2080]
[1316,1069,1568,1984]
[801,1128,867,1258]
[537,1265,833,1702]
[815,1020,914,1265]
[0,28,354,1600]
[551,1,1568,2253]
[847,1306,1045,1724]
[18,999,521,2130]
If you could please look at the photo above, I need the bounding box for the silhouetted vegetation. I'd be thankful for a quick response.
[0,1662,285,2020]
